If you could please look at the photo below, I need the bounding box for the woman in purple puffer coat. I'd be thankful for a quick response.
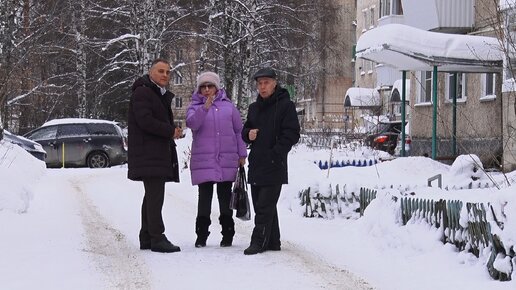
[186,71,247,248]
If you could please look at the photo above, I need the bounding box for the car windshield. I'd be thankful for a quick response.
[376,122,402,134]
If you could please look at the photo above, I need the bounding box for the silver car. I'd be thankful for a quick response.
[24,118,127,168]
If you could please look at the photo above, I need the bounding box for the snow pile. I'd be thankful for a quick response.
[445,154,492,189]
[0,140,46,213]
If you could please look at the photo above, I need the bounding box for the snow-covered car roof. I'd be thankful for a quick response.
[41,118,119,128]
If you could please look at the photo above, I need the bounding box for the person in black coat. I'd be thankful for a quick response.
[128,58,183,253]
[241,67,300,255]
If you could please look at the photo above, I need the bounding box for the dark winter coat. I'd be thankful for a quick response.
[186,89,247,185]
[242,86,300,186]
[127,74,179,182]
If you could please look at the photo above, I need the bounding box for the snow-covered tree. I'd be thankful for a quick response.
[194,0,317,111]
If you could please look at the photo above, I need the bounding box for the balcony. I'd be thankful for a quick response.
[378,15,405,27]
[402,0,474,33]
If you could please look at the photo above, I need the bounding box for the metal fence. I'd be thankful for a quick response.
[360,190,512,281]
[299,185,360,219]
[315,159,378,169]
[299,185,513,281]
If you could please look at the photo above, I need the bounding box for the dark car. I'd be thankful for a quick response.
[365,121,407,155]
[1,129,47,161]
[24,118,127,168]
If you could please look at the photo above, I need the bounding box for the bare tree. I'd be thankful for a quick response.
[194,0,317,112]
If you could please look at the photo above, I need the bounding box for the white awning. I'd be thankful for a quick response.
[356,24,503,73]
[390,79,410,102]
[344,87,380,107]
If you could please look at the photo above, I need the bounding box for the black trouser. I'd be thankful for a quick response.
[250,184,282,247]
[140,177,166,243]
[197,181,233,218]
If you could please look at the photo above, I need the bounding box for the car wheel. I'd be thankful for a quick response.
[87,151,110,168]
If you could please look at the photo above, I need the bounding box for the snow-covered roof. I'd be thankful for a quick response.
[356,24,503,73]
[344,88,380,107]
[390,79,410,102]
[42,118,118,127]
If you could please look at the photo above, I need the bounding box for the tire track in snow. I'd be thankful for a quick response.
[276,241,374,289]
[169,190,373,290]
[71,180,151,289]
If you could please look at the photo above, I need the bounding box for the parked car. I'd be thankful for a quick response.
[24,118,127,168]
[394,134,412,157]
[364,121,407,155]
[1,128,47,161]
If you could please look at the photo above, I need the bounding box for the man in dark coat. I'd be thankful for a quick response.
[241,67,300,255]
[128,58,183,253]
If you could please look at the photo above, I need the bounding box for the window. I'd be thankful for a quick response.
[367,60,374,74]
[482,73,496,97]
[370,7,375,28]
[174,71,183,85]
[380,0,402,17]
[58,124,89,138]
[175,49,183,62]
[457,73,468,99]
[445,73,467,101]
[26,126,57,141]
[507,57,516,80]
[380,0,391,18]
[418,71,432,103]
[362,10,367,31]
[88,123,118,136]
[392,0,403,15]
[175,97,183,108]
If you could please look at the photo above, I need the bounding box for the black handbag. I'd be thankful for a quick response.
[230,166,251,221]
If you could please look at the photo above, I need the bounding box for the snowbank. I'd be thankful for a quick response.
[0,141,46,213]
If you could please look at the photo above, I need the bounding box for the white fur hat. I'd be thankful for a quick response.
[196,71,221,91]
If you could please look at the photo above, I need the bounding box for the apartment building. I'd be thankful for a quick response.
[299,0,357,132]
[355,0,513,170]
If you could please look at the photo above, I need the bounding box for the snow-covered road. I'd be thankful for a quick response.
[1,167,372,289]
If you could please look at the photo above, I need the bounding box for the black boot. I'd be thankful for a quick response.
[139,231,151,250]
[244,225,268,255]
[151,235,181,253]
[219,215,235,247]
[195,216,211,248]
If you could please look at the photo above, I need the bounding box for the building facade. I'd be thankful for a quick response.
[355,0,511,169]
[300,0,357,132]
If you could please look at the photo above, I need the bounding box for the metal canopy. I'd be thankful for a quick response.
[344,87,380,107]
[356,24,504,159]
[356,24,503,73]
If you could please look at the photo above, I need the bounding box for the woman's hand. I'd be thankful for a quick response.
[239,157,246,167]
[204,95,214,109]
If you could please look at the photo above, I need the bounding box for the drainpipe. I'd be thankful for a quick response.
[401,70,407,157]
[432,66,438,159]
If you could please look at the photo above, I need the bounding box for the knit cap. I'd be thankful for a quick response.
[196,72,221,91]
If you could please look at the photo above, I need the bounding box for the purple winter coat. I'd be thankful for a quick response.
[186,89,247,185]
